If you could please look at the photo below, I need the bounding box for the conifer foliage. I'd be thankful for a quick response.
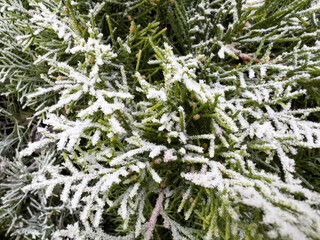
[1,0,320,239]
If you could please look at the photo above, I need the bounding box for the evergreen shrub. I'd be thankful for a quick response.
[1,0,320,239]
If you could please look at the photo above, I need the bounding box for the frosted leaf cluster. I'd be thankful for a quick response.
[1,0,319,239]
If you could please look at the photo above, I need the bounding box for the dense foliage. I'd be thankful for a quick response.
[1,0,320,239]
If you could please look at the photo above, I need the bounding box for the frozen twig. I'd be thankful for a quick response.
[144,190,165,240]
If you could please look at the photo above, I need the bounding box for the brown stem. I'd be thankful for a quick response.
[144,190,165,240]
